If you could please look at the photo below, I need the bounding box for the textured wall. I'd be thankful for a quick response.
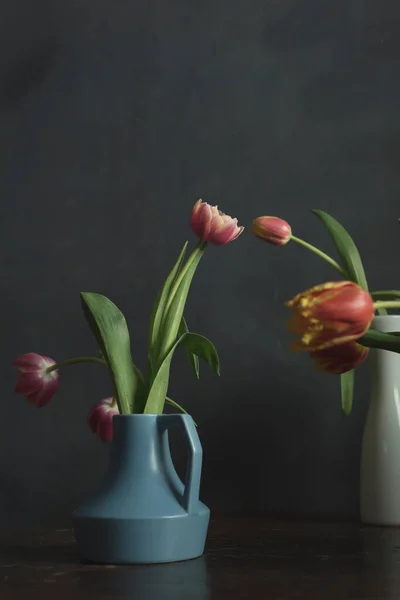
[2,0,400,528]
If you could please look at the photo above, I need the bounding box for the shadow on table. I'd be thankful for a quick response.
[2,542,77,565]
[2,544,211,599]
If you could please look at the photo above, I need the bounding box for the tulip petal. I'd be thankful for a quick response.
[211,222,237,245]
[211,222,244,246]
[287,313,310,335]
[87,398,118,442]
[190,200,213,240]
[98,417,114,443]
[26,377,59,408]
[311,342,368,374]
[14,373,42,395]
[12,353,47,373]
[312,287,374,324]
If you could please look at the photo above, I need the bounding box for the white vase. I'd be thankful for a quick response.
[360,315,400,525]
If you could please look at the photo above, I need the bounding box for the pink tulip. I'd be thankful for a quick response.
[252,216,292,246]
[190,199,244,245]
[87,397,119,442]
[12,353,59,408]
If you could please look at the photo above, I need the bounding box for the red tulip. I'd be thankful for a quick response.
[251,216,292,246]
[87,397,119,442]
[310,341,369,375]
[286,281,374,351]
[12,353,59,407]
[190,199,244,245]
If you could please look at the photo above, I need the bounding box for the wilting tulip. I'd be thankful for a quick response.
[286,281,374,351]
[252,216,292,246]
[190,199,244,245]
[310,341,369,375]
[13,353,59,408]
[87,397,119,442]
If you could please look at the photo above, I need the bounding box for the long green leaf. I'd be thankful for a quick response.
[80,292,140,414]
[157,243,205,362]
[312,210,368,291]
[341,370,354,416]
[148,242,188,353]
[178,316,200,378]
[359,329,400,353]
[144,332,220,414]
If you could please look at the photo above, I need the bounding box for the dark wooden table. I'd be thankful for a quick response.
[1,519,400,599]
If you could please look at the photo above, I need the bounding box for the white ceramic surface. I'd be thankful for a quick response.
[360,315,400,525]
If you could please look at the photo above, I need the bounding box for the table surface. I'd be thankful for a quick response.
[1,519,400,599]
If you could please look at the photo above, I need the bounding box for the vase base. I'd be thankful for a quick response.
[73,510,210,565]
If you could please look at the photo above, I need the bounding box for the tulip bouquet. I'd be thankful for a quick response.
[252,210,400,415]
[13,200,243,441]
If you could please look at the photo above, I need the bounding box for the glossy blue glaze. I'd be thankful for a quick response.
[73,414,210,564]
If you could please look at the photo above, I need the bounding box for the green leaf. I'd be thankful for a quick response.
[144,332,219,414]
[312,210,368,291]
[148,242,188,355]
[341,370,354,416]
[165,396,197,426]
[179,332,220,375]
[359,329,400,353]
[371,290,400,301]
[132,364,148,413]
[80,292,140,414]
[157,243,206,361]
[178,316,200,379]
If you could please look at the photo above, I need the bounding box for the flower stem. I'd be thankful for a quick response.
[291,236,346,276]
[46,356,106,373]
[165,396,197,426]
[373,301,400,311]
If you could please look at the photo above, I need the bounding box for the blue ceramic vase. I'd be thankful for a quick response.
[73,414,210,564]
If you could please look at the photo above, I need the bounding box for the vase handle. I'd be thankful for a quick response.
[160,415,202,514]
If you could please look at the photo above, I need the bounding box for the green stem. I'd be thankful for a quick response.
[291,236,346,276]
[165,396,197,426]
[371,291,400,298]
[373,301,400,311]
[46,356,106,373]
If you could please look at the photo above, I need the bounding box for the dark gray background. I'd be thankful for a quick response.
[1,0,400,530]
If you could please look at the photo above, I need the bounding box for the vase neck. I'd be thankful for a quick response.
[111,416,162,470]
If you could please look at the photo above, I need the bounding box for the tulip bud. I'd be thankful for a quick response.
[287,281,374,351]
[190,199,244,246]
[12,353,59,408]
[87,397,119,442]
[251,216,291,246]
[310,341,369,375]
